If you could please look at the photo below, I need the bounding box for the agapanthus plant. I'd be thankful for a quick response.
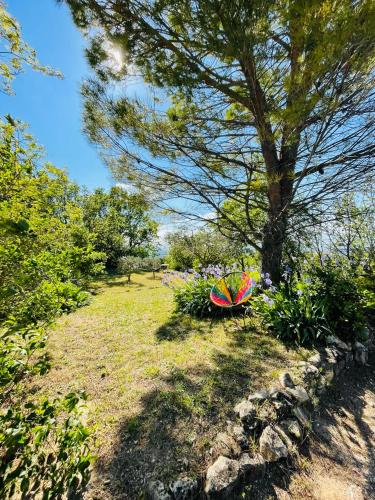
[162,263,259,317]
[252,274,331,346]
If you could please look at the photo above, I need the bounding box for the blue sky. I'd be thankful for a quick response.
[0,0,112,190]
[0,0,207,245]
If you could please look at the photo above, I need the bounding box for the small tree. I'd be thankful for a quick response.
[143,257,163,278]
[117,255,143,283]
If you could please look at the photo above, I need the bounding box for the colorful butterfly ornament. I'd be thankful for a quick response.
[210,272,255,308]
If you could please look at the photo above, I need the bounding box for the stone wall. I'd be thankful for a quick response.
[145,333,373,500]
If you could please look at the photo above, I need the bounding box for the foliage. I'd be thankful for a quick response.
[254,259,370,346]
[142,257,163,271]
[0,119,94,498]
[65,0,375,281]
[0,1,61,94]
[311,261,366,342]
[117,255,144,282]
[0,119,105,326]
[253,277,331,347]
[81,186,158,270]
[166,229,243,271]
[326,191,374,265]
[163,264,257,318]
[0,392,91,499]
[355,263,375,316]
[173,274,217,318]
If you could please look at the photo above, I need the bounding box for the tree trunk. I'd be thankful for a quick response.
[261,215,286,284]
[261,171,294,283]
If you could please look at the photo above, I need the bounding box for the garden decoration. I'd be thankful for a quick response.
[210,271,255,308]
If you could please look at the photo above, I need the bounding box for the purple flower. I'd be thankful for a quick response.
[297,289,303,296]
[264,278,272,286]
[262,295,274,306]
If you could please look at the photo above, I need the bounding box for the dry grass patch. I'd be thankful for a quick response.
[37,272,305,498]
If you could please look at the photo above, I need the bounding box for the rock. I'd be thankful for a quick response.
[169,478,199,500]
[326,335,350,352]
[274,424,295,453]
[270,389,293,401]
[292,407,310,428]
[354,342,368,365]
[300,363,320,386]
[211,432,241,460]
[345,352,354,366]
[234,400,257,430]
[269,386,280,396]
[145,480,173,500]
[302,363,319,376]
[238,453,265,480]
[227,424,249,450]
[269,390,294,419]
[357,326,370,342]
[279,419,302,440]
[248,389,269,403]
[336,358,346,374]
[285,385,309,404]
[279,372,295,388]
[355,349,368,365]
[259,426,288,462]
[256,400,278,424]
[205,456,241,499]
[307,353,322,367]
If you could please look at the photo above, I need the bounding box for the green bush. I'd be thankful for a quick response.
[0,392,92,499]
[254,260,369,346]
[0,120,93,498]
[312,262,366,342]
[253,280,331,346]
[163,264,254,318]
[174,275,218,317]
[354,262,375,316]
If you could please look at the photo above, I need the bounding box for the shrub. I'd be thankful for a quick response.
[253,279,331,347]
[174,275,217,317]
[0,324,92,499]
[311,261,366,342]
[165,229,243,270]
[163,263,258,317]
[0,392,92,499]
[0,120,93,498]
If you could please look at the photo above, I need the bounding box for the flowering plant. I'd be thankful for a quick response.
[252,273,331,346]
[162,263,259,317]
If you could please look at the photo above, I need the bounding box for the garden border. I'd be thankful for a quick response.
[145,329,373,499]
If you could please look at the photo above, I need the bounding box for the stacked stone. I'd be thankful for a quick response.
[145,334,372,499]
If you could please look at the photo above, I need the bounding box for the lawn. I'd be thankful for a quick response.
[38,272,305,498]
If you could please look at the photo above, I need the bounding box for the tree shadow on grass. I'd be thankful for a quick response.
[91,322,295,499]
[99,278,145,288]
[155,313,222,341]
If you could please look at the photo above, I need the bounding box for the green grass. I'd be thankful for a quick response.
[39,272,304,498]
